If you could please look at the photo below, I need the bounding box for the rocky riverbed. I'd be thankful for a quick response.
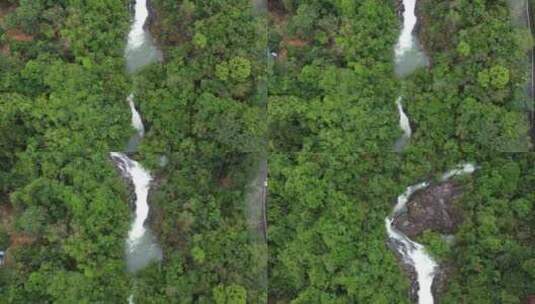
[388,179,467,303]
[110,152,138,211]
[392,181,464,238]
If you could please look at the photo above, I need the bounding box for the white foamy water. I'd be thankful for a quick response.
[126,0,149,50]
[393,0,431,148]
[124,0,162,73]
[394,97,412,152]
[115,1,164,302]
[441,163,477,181]
[393,0,419,150]
[387,163,477,304]
[395,0,418,58]
[396,97,412,138]
[387,182,436,304]
[128,94,145,137]
[111,152,151,243]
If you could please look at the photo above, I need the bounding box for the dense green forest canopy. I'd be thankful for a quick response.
[130,0,268,302]
[0,0,133,302]
[0,0,533,303]
[267,0,534,303]
[407,0,532,156]
[268,0,400,153]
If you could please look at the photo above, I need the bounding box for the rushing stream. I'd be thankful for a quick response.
[386,164,476,304]
[394,0,429,77]
[394,96,412,151]
[110,0,163,302]
[394,0,429,151]
[388,1,477,303]
[125,0,162,73]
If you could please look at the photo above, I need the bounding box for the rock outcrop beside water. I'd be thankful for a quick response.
[110,153,137,210]
[145,0,157,31]
[146,175,163,233]
[395,0,405,18]
[388,180,465,303]
[386,237,419,303]
[393,181,464,238]
[431,262,455,303]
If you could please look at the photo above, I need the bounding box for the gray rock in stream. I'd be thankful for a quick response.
[395,0,405,18]
[393,181,464,238]
[431,262,455,304]
[109,154,137,210]
[145,174,163,233]
[386,237,419,303]
[144,0,156,30]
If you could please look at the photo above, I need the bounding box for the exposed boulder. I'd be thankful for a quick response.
[393,181,464,238]
[109,153,137,210]
[432,262,455,303]
[386,237,419,303]
[395,0,405,18]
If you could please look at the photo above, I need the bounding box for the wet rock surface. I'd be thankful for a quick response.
[431,262,455,304]
[145,0,157,31]
[387,237,419,303]
[110,153,137,210]
[395,0,405,18]
[111,153,163,235]
[146,175,163,231]
[393,181,464,238]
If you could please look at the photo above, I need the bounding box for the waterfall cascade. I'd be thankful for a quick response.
[393,0,430,151]
[110,0,163,302]
[386,164,477,304]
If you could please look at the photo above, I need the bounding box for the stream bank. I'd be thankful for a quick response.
[388,2,476,303]
[386,164,476,304]
[391,180,466,303]
[392,181,464,238]
[110,0,164,302]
